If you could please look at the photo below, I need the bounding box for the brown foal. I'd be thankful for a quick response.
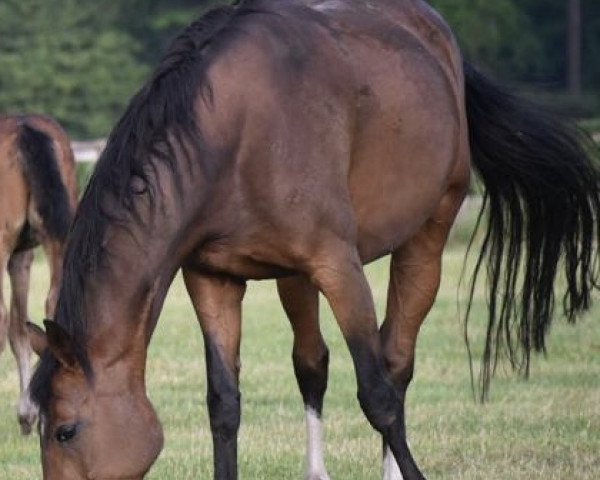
[0,114,77,434]
[27,1,598,479]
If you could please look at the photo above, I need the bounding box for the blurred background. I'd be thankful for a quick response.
[0,0,598,141]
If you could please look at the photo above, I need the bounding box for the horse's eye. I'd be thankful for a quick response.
[55,424,78,443]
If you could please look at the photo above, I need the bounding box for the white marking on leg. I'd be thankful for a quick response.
[305,408,330,480]
[18,387,38,435]
[14,337,37,434]
[383,444,404,480]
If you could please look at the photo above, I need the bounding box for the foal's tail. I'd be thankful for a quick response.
[18,123,73,242]
[463,61,600,400]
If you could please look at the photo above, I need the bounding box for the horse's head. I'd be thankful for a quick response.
[27,321,163,480]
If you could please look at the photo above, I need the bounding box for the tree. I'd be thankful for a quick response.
[429,0,542,81]
[117,0,232,65]
[0,0,149,138]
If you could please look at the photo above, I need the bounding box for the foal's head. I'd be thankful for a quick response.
[28,321,163,480]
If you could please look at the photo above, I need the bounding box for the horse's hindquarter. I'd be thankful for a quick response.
[192,0,468,277]
[0,119,29,255]
[318,0,468,260]
[24,115,79,210]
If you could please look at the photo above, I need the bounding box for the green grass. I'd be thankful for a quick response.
[1,245,599,479]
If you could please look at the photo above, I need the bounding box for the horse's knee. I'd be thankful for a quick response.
[380,322,416,393]
[383,351,415,392]
[7,250,33,275]
[293,345,329,412]
[8,304,30,352]
[207,387,241,440]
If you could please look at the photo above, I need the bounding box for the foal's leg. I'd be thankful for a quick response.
[307,242,425,480]
[277,275,330,480]
[183,268,246,480]
[39,238,63,318]
[380,191,465,480]
[7,249,37,434]
[0,251,8,355]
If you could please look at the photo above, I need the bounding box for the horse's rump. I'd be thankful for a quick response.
[0,115,76,252]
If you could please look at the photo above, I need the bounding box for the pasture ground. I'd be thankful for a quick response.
[0,240,599,479]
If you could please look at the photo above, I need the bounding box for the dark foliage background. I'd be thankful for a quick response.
[0,0,597,138]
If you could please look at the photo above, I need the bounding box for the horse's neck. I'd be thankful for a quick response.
[80,221,181,381]
[76,146,208,379]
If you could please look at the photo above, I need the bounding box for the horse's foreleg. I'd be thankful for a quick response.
[380,189,466,480]
[7,249,37,435]
[277,275,330,480]
[307,244,426,480]
[183,268,246,480]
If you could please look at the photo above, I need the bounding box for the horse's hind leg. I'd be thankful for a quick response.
[380,189,466,480]
[0,251,7,355]
[7,249,37,435]
[307,241,425,480]
[39,238,63,318]
[277,275,330,480]
[183,268,246,480]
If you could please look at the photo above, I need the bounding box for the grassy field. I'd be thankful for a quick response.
[0,240,599,479]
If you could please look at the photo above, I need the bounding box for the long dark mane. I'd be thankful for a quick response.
[30,1,259,411]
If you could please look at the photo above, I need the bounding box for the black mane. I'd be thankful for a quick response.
[30,0,261,412]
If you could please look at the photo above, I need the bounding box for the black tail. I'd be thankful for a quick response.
[18,123,73,242]
[463,61,600,400]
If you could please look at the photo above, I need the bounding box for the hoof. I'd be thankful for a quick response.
[18,413,36,435]
[18,399,38,436]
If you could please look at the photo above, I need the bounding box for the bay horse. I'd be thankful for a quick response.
[27,1,599,479]
[0,114,77,434]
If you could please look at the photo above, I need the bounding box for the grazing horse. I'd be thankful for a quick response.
[27,1,598,479]
[0,114,77,434]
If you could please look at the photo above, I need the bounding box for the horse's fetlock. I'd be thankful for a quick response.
[293,347,329,411]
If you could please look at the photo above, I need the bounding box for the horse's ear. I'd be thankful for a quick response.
[26,322,48,356]
[43,320,78,369]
